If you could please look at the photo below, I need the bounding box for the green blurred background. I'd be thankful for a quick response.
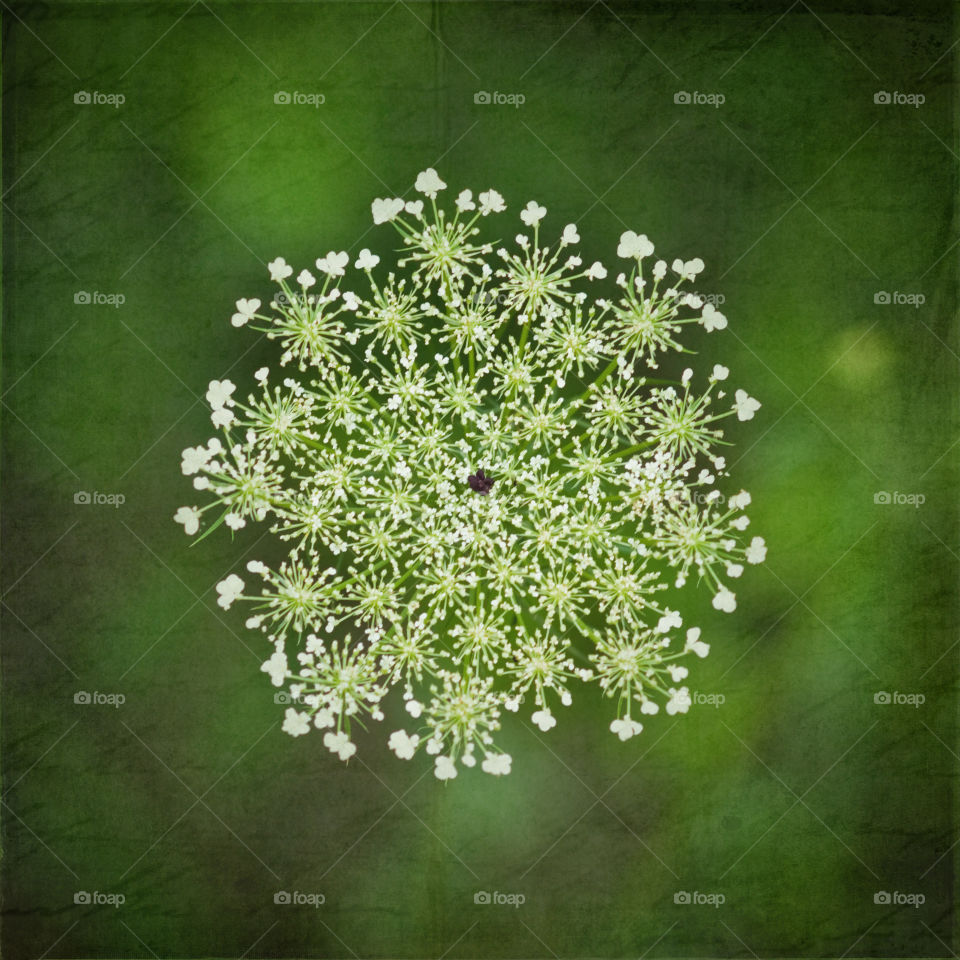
[2,1,957,957]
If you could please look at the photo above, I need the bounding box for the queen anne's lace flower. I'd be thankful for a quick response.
[173,505,200,535]
[520,201,547,227]
[177,170,765,779]
[389,729,419,759]
[205,379,236,410]
[617,230,655,260]
[610,717,643,740]
[734,389,761,421]
[414,167,446,198]
[268,257,293,282]
[232,298,260,328]
[282,707,311,737]
[215,574,244,610]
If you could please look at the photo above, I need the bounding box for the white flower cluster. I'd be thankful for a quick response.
[176,168,765,779]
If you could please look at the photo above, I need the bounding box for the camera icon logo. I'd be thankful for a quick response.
[874,91,891,104]
[874,291,891,304]
[874,691,891,704]
[274,891,291,904]
[674,891,691,904]
[74,891,91,904]
[474,91,491,104]
[874,891,891,904]
[474,891,491,904]
[274,91,291,105]
[674,91,691,104]
[74,291,91,305]
[74,91,91,104]
[273,691,293,705]
[873,491,891,505]
[74,491,92,504]
[74,691,92,704]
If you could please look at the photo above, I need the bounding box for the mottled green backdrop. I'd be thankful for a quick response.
[2,1,957,958]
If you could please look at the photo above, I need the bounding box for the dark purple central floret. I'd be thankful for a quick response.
[467,469,495,495]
